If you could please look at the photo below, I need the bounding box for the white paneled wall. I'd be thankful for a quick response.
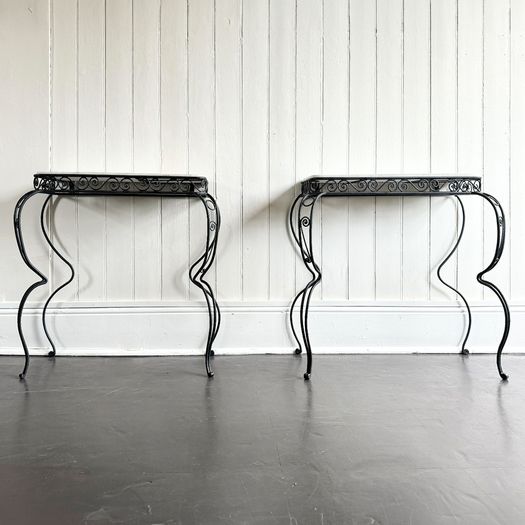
[2,0,525,354]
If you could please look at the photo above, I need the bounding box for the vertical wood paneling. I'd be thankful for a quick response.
[1,0,50,302]
[269,0,296,300]
[430,0,458,301]
[320,0,349,300]
[50,0,78,303]
[375,0,403,300]
[510,0,525,300]
[402,0,430,300]
[457,0,484,301]
[132,0,162,300]
[215,0,242,301]
[242,0,270,300]
[6,0,523,313]
[348,0,376,300]
[484,0,511,296]
[160,0,190,301]
[77,0,106,301]
[188,0,215,301]
[295,0,323,295]
[105,0,134,301]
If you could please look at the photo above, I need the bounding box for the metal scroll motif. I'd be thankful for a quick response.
[302,177,482,196]
[34,174,208,196]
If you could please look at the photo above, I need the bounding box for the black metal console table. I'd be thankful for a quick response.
[289,176,510,381]
[14,174,221,379]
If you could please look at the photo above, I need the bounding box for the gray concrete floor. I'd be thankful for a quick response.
[0,354,524,524]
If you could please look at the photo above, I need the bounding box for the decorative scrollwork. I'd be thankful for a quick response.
[301,176,482,196]
[34,174,208,196]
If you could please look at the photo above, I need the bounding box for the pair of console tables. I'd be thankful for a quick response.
[13,174,510,381]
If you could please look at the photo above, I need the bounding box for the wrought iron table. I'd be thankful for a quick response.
[14,173,221,379]
[289,176,510,381]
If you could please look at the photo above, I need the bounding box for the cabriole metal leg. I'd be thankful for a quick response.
[189,194,221,378]
[475,193,510,381]
[289,194,306,355]
[40,195,75,357]
[13,191,45,380]
[436,196,472,355]
[296,194,323,380]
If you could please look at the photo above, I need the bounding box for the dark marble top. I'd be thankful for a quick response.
[33,173,208,196]
[301,176,481,196]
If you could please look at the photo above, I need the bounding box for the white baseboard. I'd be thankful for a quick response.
[0,301,523,356]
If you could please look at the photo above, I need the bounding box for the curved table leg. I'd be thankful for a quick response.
[197,197,221,351]
[40,195,75,357]
[436,196,472,355]
[289,194,306,355]
[475,192,510,381]
[296,194,323,380]
[13,191,46,380]
[189,194,221,378]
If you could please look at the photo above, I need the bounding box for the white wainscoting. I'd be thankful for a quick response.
[1,0,525,355]
[0,302,523,356]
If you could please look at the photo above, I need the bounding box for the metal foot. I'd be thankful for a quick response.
[303,373,310,380]
[48,350,56,358]
[461,348,469,355]
[294,348,302,355]
[189,194,221,378]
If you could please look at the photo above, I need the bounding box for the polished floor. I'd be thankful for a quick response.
[0,354,524,524]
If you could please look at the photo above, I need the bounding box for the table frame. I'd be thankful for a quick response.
[14,174,221,379]
[289,176,510,381]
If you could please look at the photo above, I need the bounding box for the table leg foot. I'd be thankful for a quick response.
[461,348,469,355]
[210,350,214,356]
[207,371,214,378]
[500,373,509,381]
[303,372,311,380]
[294,348,302,355]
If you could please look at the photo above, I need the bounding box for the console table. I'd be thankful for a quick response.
[289,176,510,381]
[14,173,221,379]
